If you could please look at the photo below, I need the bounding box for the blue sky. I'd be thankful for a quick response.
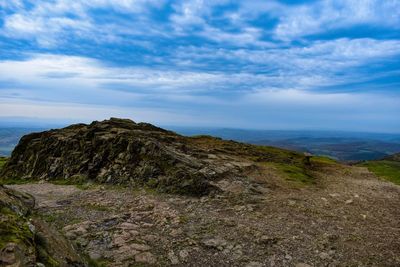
[0,0,399,132]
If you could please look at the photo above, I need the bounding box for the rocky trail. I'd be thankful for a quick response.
[6,163,400,267]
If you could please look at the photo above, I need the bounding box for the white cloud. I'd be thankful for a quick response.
[3,0,399,49]
[0,0,24,10]
[0,53,398,131]
[274,0,400,40]
[0,0,167,47]
[171,38,400,92]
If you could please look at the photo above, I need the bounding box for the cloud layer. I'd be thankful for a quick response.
[0,0,399,132]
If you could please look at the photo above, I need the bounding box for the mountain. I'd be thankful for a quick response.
[1,119,400,266]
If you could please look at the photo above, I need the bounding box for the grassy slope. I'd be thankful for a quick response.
[0,156,7,171]
[190,135,338,186]
[359,160,400,185]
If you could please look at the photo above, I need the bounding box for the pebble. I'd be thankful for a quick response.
[202,238,227,249]
[319,251,330,260]
[179,249,189,260]
[130,243,151,251]
[345,199,353,204]
[119,222,138,230]
[135,252,156,264]
[168,251,179,264]
[88,251,102,260]
[285,254,293,261]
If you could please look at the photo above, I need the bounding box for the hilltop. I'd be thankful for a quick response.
[1,118,318,195]
[1,119,399,266]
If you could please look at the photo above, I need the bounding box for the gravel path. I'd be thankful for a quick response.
[8,164,400,267]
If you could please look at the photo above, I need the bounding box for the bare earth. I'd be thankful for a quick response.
[8,164,400,267]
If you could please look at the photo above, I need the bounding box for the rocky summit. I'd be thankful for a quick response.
[1,118,315,196]
[1,118,230,195]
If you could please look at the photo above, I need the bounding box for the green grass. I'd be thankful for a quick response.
[277,164,315,185]
[266,162,315,185]
[0,157,7,171]
[87,258,109,267]
[50,176,94,190]
[360,160,400,185]
[40,213,59,223]
[0,206,34,250]
[0,177,31,185]
[312,156,337,164]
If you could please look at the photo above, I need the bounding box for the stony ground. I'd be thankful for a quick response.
[7,163,400,267]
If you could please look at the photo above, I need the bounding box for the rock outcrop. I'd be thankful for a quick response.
[1,118,253,195]
[0,185,85,266]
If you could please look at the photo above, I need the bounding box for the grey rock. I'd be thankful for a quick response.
[135,251,156,264]
[168,251,180,265]
[202,238,227,249]
[319,252,330,260]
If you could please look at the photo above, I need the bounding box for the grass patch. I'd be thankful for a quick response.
[312,156,337,164]
[359,160,400,185]
[51,175,94,190]
[40,213,59,223]
[268,163,315,185]
[0,177,32,185]
[86,257,109,267]
[0,156,7,171]
[0,206,34,249]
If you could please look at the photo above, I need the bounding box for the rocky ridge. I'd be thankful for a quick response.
[0,118,308,196]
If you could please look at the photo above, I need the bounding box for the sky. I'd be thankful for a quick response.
[0,0,399,132]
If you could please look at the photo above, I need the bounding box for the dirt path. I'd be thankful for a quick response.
[8,165,400,267]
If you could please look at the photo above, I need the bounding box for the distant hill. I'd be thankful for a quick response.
[384,153,400,162]
[171,127,400,162]
[1,125,400,162]
[0,127,46,156]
